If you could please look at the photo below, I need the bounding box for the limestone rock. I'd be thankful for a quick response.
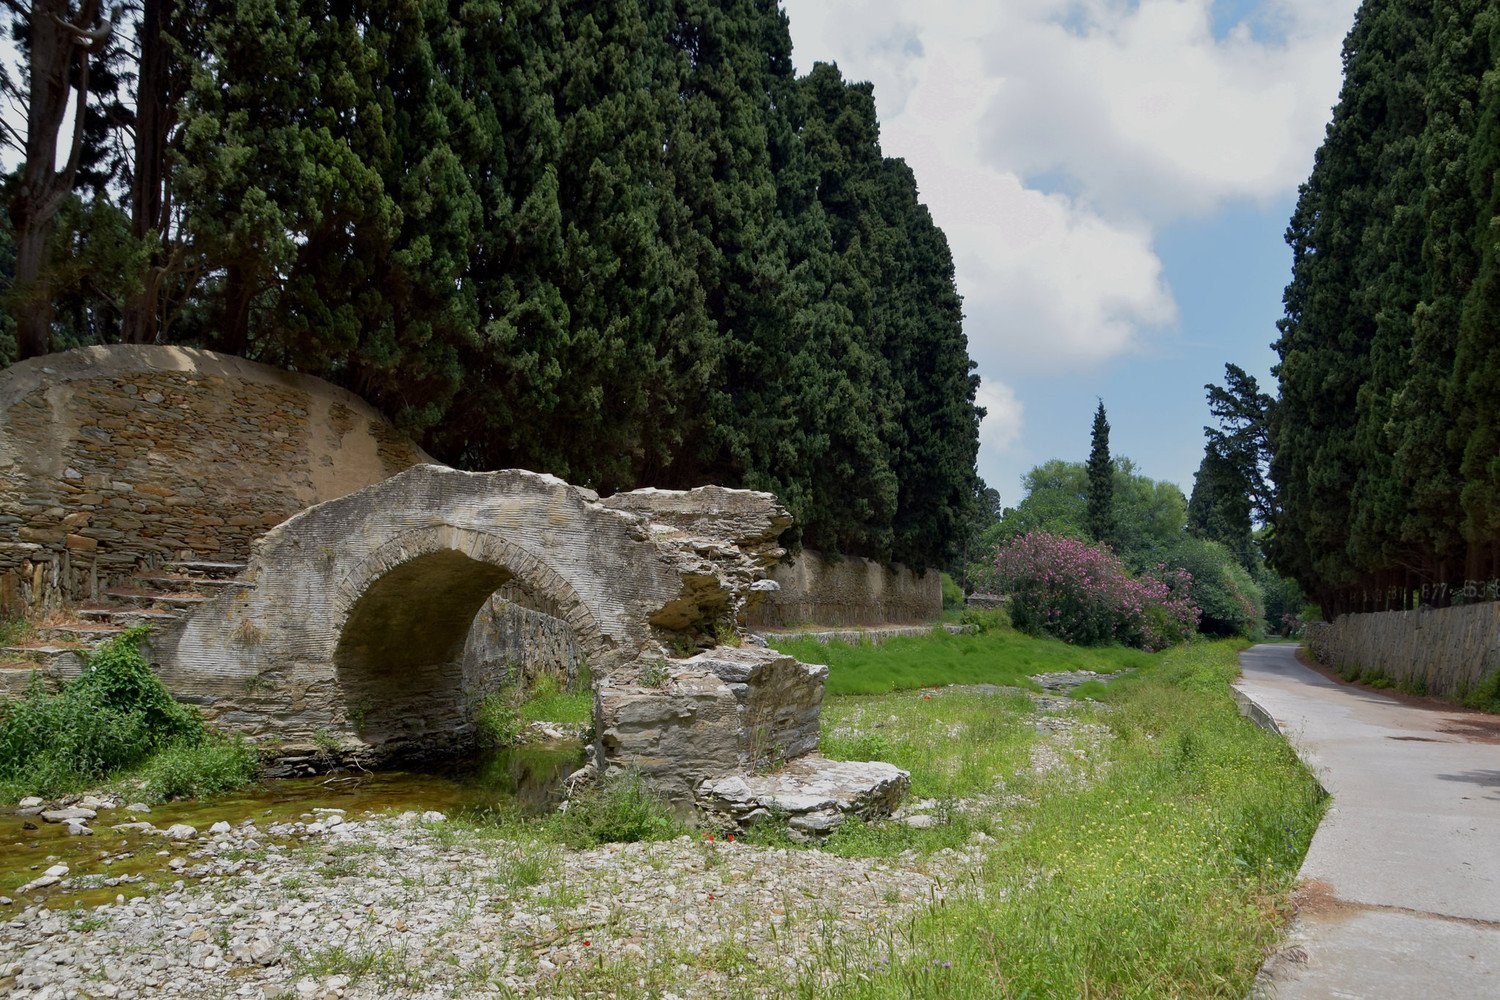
[595,646,828,808]
[697,755,910,839]
[41,806,96,824]
[162,824,198,840]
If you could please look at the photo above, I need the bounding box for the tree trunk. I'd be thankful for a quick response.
[9,0,109,359]
[123,0,169,345]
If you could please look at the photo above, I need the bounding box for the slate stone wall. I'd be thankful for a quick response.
[0,345,430,613]
[746,549,941,627]
[1307,603,1500,700]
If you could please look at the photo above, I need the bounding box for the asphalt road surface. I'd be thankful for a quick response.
[1235,643,1500,999]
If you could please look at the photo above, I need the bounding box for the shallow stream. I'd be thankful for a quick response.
[0,743,582,911]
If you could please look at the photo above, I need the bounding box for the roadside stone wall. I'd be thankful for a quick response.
[1307,602,1500,699]
[746,549,941,628]
[0,345,431,613]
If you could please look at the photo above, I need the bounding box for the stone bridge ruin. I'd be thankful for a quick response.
[146,464,907,834]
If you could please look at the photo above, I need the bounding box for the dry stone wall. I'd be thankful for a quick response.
[747,549,941,628]
[463,593,585,690]
[1307,602,1500,699]
[0,345,430,613]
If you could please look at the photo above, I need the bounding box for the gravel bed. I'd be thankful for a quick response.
[0,811,980,999]
[0,684,1118,999]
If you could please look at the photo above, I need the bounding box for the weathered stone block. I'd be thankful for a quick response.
[697,756,910,838]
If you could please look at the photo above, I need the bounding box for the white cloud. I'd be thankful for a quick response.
[977,0,1354,222]
[781,0,1357,375]
[976,376,1025,452]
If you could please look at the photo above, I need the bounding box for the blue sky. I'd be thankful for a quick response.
[780,0,1361,506]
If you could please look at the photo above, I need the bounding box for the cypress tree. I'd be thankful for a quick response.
[1086,401,1116,546]
[1454,4,1500,575]
[1188,443,1257,572]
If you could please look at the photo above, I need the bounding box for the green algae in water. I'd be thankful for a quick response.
[0,743,582,911]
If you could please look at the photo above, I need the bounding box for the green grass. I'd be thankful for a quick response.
[0,618,31,647]
[1460,670,1500,713]
[771,626,1154,696]
[798,639,1325,999]
[448,769,680,850]
[826,689,1037,802]
[518,668,592,726]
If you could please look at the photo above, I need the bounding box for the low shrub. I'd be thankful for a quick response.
[0,627,255,802]
[939,573,965,611]
[474,691,524,750]
[993,531,1200,650]
[136,732,259,802]
[554,771,679,848]
[0,627,207,798]
[1461,670,1500,713]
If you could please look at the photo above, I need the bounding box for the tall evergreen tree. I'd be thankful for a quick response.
[1454,4,1500,577]
[1086,400,1115,547]
[1187,442,1257,572]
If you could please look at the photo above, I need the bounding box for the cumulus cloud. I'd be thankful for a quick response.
[976,377,1025,453]
[781,0,1356,375]
[977,0,1353,222]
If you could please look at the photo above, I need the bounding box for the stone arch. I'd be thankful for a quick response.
[153,465,703,758]
[326,527,613,752]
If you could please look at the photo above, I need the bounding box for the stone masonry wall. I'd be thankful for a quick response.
[463,594,585,690]
[746,549,941,628]
[1307,602,1500,700]
[0,345,431,613]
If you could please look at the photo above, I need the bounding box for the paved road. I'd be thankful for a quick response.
[1235,644,1500,999]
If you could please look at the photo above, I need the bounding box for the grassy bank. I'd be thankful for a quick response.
[442,632,1322,999]
[772,624,1155,696]
[801,639,1324,999]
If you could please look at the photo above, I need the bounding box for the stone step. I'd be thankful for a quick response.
[77,607,181,627]
[102,588,209,611]
[0,645,87,671]
[32,621,126,645]
[697,755,910,840]
[162,561,247,579]
[135,573,254,592]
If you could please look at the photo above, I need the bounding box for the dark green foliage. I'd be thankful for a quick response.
[1164,538,1265,638]
[1087,401,1116,546]
[553,771,679,848]
[1272,0,1500,613]
[0,627,238,800]
[1187,443,1257,572]
[1257,569,1308,636]
[981,459,1188,580]
[0,0,980,573]
[137,733,260,802]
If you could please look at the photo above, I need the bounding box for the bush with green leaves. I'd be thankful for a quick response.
[554,771,679,848]
[0,627,255,801]
[1165,537,1266,638]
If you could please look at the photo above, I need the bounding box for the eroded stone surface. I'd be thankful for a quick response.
[148,466,794,765]
[698,755,910,838]
[594,647,828,809]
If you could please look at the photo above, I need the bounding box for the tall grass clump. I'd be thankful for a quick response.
[803,640,1325,999]
[0,627,256,801]
[519,662,593,726]
[553,771,679,848]
[994,531,1200,650]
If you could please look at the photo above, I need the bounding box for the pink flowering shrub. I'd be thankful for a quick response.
[992,532,1200,651]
